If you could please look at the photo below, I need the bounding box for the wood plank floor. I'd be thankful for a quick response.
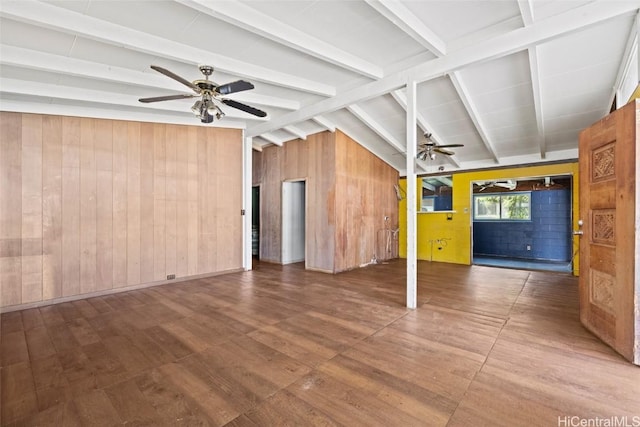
[2,260,639,426]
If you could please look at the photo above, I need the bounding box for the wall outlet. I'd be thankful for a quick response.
[167,274,176,280]
[526,245,531,251]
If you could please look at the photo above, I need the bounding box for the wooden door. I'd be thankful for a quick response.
[578,99,639,365]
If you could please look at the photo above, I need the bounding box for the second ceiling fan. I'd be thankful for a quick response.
[417,133,463,161]
[139,64,267,123]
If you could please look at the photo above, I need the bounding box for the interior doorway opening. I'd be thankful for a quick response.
[471,174,574,273]
[282,180,306,265]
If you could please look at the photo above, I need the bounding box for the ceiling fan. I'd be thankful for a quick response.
[138,65,267,123]
[417,133,464,161]
[475,180,518,192]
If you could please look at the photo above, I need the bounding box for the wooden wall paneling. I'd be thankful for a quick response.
[164,125,178,279]
[139,123,154,283]
[331,130,398,272]
[359,142,372,266]
[366,144,374,263]
[197,128,209,274]
[215,129,242,271]
[305,131,336,272]
[1,113,248,311]
[252,150,263,186]
[126,122,141,286]
[283,139,308,180]
[61,116,81,298]
[21,114,43,303]
[206,128,218,272]
[0,112,23,306]
[186,127,198,276]
[42,116,62,300]
[95,119,113,291]
[153,124,166,282]
[79,118,97,294]
[112,121,128,288]
[41,115,63,300]
[304,139,316,269]
[260,146,283,263]
[332,132,346,272]
[175,126,189,278]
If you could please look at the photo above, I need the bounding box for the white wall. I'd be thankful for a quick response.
[282,181,306,264]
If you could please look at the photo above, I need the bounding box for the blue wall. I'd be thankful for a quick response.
[434,194,452,211]
[473,189,571,261]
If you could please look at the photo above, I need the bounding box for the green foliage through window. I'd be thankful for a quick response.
[474,192,531,221]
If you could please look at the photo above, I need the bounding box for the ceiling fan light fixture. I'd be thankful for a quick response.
[200,111,213,123]
[191,100,202,115]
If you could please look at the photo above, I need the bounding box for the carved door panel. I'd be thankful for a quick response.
[578,99,639,365]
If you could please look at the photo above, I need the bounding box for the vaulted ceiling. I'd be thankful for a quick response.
[1,1,638,175]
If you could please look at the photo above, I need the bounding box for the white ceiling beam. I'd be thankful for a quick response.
[0,45,185,90]
[311,116,336,132]
[368,5,491,167]
[0,0,335,96]
[0,45,301,111]
[347,104,430,173]
[518,0,546,159]
[422,181,435,191]
[528,47,546,159]
[391,90,461,169]
[433,176,453,187]
[177,0,382,79]
[247,0,638,137]
[611,11,639,111]
[448,72,499,163]
[364,0,447,56]
[347,105,405,152]
[282,125,307,140]
[257,133,283,146]
[517,0,535,26]
[0,77,267,122]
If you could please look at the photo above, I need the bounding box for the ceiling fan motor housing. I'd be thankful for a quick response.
[198,65,214,76]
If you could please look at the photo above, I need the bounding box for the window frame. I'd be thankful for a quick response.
[473,191,532,222]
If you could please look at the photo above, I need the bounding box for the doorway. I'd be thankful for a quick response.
[282,180,306,265]
[471,175,574,273]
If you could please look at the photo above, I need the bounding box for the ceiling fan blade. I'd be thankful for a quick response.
[434,148,454,155]
[221,99,267,117]
[216,80,254,95]
[436,144,464,148]
[138,93,198,103]
[150,65,200,92]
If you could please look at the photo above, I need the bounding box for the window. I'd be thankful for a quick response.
[421,197,435,212]
[473,192,531,221]
[421,175,453,212]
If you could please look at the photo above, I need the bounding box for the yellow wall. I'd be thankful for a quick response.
[399,162,580,275]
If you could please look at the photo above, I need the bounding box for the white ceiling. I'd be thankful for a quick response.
[1,0,638,175]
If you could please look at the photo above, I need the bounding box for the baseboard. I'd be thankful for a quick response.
[0,267,243,313]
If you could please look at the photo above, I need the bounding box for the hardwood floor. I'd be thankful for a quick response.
[2,260,639,426]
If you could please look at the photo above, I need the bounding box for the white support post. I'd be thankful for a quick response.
[406,80,418,309]
[243,134,253,271]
